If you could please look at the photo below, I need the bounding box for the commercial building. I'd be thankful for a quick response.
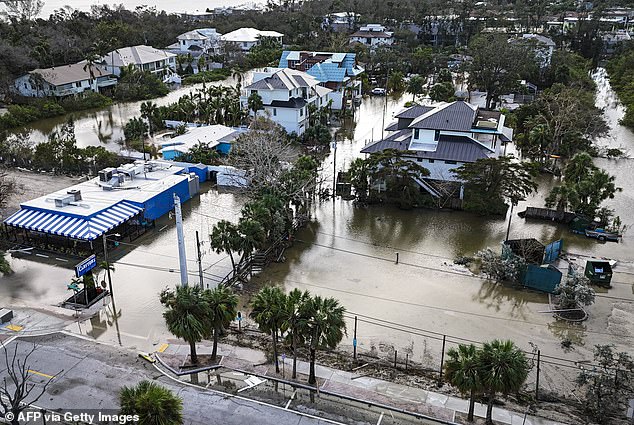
[2,161,204,254]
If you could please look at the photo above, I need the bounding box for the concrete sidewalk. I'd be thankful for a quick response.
[161,341,567,425]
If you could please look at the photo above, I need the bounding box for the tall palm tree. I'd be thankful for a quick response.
[140,101,158,135]
[444,344,481,421]
[119,380,183,425]
[299,295,346,385]
[478,340,530,425]
[248,92,264,120]
[209,220,240,276]
[205,285,238,362]
[159,285,212,365]
[236,218,266,262]
[83,52,101,86]
[250,287,287,373]
[283,288,311,379]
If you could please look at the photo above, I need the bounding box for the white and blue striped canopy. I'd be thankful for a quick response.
[3,201,143,241]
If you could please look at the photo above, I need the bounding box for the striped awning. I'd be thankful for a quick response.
[3,201,143,241]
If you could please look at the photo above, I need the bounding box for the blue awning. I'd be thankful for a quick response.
[3,201,143,241]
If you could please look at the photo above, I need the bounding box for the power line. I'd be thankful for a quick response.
[285,278,634,340]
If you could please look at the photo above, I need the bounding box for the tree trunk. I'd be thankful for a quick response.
[211,325,219,362]
[292,329,298,379]
[485,393,494,425]
[272,328,280,373]
[486,93,493,110]
[308,347,317,385]
[228,252,236,277]
[468,389,475,421]
[189,340,198,365]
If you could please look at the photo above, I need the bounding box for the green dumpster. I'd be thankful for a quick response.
[584,260,613,287]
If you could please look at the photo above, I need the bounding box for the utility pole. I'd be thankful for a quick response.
[102,235,115,300]
[332,139,337,200]
[505,202,516,242]
[173,193,188,287]
[195,230,204,289]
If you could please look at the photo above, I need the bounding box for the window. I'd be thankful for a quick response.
[273,108,277,116]
[413,129,420,139]
[289,90,292,97]
[445,160,457,165]
[428,159,435,163]
[416,158,422,162]
[434,130,440,141]
[300,108,304,117]
[75,82,82,88]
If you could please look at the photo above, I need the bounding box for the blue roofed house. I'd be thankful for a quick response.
[160,125,245,160]
[279,51,364,110]
[361,101,513,199]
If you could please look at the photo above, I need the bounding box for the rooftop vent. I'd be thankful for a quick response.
[67,189,82,201]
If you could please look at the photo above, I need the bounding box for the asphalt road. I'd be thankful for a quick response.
[0,334,340,425]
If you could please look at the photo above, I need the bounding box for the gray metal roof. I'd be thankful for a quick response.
[409,101,477,131]
[361,133,490,163]
[269,98,307,108]
[394,105,434,119]
[245,68,321,91]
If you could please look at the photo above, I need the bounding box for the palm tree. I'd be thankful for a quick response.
[209,220,240,276]
[197,55,206,74]
[444,344,481,421]
[283,288,311,379]
[248,92,264,119]
[119,380,183,425]
[205,285,238,362]
[140,101,158,135]
[407,75,425,101]
[83,52,101,87]
[236,218,266,262]
[250,287,287,373]
[299,296,346,385]
[232,68,243,91]
[479,340,530,425]
[159,285,212,365]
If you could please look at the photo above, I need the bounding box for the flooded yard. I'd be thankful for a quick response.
[1,69,633,398]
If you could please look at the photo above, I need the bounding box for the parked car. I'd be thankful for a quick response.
[584,228,620,242]
[371,87,386,95]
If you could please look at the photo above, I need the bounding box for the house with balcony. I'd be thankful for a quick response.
[241,67,332,135]
[278,51,364,110]
[221,28,283,52]
[14,62,117,98]
[349,24,394,48]
[166,28,222,55]
[322,12,359,32]
[361,101,513,198]
[99,45,177,77]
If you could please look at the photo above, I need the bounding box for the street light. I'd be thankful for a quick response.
[102,232,121,300]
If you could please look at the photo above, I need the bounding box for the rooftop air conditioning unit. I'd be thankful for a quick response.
[67,189,82,201]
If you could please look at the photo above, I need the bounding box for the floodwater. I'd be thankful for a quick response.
[1,70,633,395]
[10,76,241,152]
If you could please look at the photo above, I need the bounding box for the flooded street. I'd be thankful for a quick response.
[1,69,633,395]
[11,76,241,151]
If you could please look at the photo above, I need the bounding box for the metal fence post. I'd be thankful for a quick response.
[439,335,446,383]
[535,350,541,401]
[353,316,358,360]
[394,350,398,369]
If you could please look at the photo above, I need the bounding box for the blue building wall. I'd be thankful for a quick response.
[162,149,180,161]
[216,142,232,155]
[142,177,191,220]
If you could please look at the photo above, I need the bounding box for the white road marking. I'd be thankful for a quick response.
[284,389,297,409]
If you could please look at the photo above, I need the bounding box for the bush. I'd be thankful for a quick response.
[181,68,231,85]
[114,67,169,101]
[60,92,112,111]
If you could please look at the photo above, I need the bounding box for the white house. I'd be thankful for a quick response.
[221,28,284,52]
[349,24,394,48]
[323,12,359,32]
[99,45,177,77]
[14,62,117,98]
[167,28,222,55]
[516,34,556,68]
[160,125,245,160]
[241,67,332,135]
[362,101,513,198]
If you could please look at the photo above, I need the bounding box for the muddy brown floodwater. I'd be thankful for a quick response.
[1,69,633,398]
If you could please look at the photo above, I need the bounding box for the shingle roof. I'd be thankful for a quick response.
[385,121,400,132]
[269,98,307,108]
[394,104,435,119]
[245,68,322,91]
[29,62,112,86]
[409,101,477,131]
[361,133,490,163]
[101,45,175,67]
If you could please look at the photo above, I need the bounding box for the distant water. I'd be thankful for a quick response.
[8,0,263,17]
